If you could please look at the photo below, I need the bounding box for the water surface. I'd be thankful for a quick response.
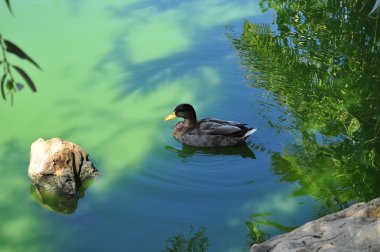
[1,1,379,251]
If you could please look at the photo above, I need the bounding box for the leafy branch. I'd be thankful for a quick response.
[0,35,41,104]
[1,0,41,104]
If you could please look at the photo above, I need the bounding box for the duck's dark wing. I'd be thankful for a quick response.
[197,118,251,137]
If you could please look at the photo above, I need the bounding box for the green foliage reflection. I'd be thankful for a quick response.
[163,227,209,252]
[245,212,295,246]
[233,0,380,211]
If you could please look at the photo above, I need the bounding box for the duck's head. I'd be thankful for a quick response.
[163,103,197,124]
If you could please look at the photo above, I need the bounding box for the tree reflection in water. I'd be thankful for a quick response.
[233,0,380,211]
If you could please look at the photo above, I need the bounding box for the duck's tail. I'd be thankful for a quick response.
[242,128,257,139]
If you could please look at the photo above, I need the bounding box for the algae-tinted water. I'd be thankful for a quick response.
[0,1,379,251]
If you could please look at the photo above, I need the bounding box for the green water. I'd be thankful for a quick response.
[1,1,379,251]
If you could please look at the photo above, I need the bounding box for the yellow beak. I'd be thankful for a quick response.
[163,112,177,121]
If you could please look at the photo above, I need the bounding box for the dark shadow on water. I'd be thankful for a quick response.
[30,178,95,215]
[165,143,256,159]
[97,31,230,96]
[95,2,246,98]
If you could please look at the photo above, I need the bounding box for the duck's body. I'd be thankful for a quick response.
[164,104,256,147]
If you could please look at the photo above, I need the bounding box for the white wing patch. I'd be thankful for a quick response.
[242,128,257,138]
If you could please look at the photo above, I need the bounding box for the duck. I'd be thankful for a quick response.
[163,103,256,147]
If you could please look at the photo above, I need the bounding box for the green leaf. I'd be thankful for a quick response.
[4,39,41,70]
[347,117,360,137]
[5,0,13,14]
[0,73,6,100]
[12,65,37,92]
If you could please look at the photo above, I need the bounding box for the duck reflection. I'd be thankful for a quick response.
[30,178,94,215]
[165,142,256,159]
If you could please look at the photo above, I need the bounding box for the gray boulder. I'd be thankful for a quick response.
[251,198,380,252]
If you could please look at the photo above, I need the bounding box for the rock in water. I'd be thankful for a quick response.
[28,138,98,197]
[251,198,380,252]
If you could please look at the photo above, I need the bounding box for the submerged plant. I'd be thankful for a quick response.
[163,227,209,252]
[246,221,270,245]
[245,212,295,247]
